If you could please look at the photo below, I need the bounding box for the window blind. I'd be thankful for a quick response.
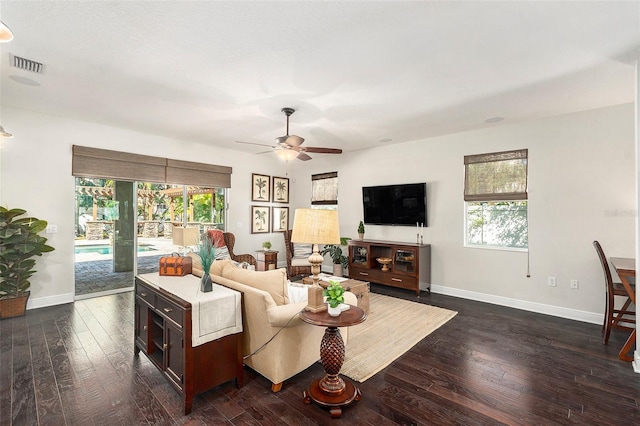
[464,149,527,201]
[311,172,338,205]
[72,145,232,187]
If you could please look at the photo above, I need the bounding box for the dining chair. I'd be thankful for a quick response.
[593,240,635,344]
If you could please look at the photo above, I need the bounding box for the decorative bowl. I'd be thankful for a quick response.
[377,257,392,271]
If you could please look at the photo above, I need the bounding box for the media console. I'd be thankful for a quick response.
[347,239,431,296]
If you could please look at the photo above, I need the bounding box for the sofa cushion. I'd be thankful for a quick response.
[220,260,290,305]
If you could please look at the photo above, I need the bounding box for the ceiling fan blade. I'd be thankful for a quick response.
[235,140,277,148]
[301,147,343,154]
[297,152,312,161]
[285,135,305,147]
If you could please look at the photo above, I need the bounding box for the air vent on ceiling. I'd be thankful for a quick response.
[10,54,45,74]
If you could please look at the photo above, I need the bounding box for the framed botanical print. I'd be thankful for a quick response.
[251,205,270,234]
[272,207,289,232]
[251,173,270,202]
[272,176,290,203]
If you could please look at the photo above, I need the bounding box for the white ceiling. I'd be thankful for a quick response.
[1,1,639,158]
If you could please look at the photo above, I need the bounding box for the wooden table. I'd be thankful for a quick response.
[300,306,367,418]
[255,250,278,271]
[301,276,370,314]
[609,257,636,362]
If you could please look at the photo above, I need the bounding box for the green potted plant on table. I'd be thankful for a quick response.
[197,236,216,292]
[262,241,272,250]
[357,221,365,240]
[0,207,55,319]
[323,280,345,317]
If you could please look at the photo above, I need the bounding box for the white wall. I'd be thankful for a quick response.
[292,104,636,322]
[1,104,634,322]
[0,106,295,309]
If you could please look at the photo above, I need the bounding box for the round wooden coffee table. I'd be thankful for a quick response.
[300,305,366,418]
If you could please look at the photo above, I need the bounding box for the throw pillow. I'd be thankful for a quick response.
[293,243,313,259]
[206,229,231,260]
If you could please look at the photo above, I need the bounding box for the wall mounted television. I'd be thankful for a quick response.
[362,183,427,226]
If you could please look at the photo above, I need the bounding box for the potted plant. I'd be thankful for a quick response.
[321,243,349,277]
[323,280,345,317]
[262,241,272,250]
[0,207,55,318]
[357,221,365,240]
[197,237,216,292]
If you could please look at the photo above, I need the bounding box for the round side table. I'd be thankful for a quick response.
[300,305,367,418]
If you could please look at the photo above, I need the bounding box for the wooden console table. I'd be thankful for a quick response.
[300,306,367,418]
[134,273,243,414]
[348,239,431,296]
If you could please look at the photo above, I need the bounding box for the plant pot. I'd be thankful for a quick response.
[201,273,213,293]
[0,292,30,319]
[332,263,344,278]
[358,233,364,241]
[328,305,341,317]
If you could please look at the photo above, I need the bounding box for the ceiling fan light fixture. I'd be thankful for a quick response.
[0,21,14,43]
[275,149,298,162]
[0,125,13,138]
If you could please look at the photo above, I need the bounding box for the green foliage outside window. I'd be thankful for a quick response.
[466,201,528,249]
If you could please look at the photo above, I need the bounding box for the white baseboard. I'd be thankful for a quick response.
[430,284,603,325]
[27,293,74,310]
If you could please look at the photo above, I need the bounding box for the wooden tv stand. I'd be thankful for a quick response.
[348,239,431,296]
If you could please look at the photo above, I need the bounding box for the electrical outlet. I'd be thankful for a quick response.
[570,279,579,289]
[548,276,557,287]
[45,225,58,234]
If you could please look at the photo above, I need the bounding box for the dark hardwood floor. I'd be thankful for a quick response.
[1,283,638,425]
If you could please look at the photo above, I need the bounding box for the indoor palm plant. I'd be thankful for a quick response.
[323,280,345,316]
[0,207,55,318]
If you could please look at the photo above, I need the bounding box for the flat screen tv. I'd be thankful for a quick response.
[362,183,427,226]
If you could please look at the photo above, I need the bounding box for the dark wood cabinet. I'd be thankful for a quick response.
[134,275,243,414]
[348,239,431,296]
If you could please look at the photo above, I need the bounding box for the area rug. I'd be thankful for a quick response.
[341,293,457,382]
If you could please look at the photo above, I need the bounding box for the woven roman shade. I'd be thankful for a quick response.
[72,145,166,182]
[464,149,528,201]
[311,172,338,205]
[72,145,232,187]
[166,159,231,188]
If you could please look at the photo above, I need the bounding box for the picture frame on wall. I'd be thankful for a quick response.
[272,176,290,203]
[251,173,270,202]
[272,207,289,232]
[251,205,270,234]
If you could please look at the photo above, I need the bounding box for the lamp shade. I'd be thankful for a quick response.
[291,209,340,245]
[172,226,199,247]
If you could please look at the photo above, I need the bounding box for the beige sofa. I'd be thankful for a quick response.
[191,258,356,392]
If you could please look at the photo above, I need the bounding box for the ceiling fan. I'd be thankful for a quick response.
[236,107,343,161]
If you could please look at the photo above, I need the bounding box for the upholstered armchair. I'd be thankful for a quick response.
[283,229,312,278]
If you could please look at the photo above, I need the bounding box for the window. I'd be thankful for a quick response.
[311,172,338,206]
[464,149,528,250]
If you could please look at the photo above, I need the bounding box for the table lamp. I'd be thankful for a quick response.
[172,226,199,255]
[291,208,340,312]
